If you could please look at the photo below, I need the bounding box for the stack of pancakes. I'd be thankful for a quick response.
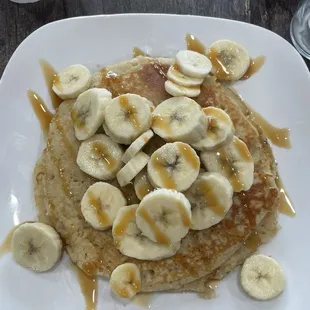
[34,56,280,295]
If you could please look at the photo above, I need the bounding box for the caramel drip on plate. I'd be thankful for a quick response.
[241,56,266,80]
[197,180,225,217]
[39,59,63,109]
[92,142,116,170]
[138,208,170,244]
[177,143,199,170]
[113,207,136,238]
[152,115,171,134]
[275,176,296,217]
[119,95,140,129]
[207,47,231,80]
[133,47,148,58]
[185,33,206,54]
[243,231,261,251]
[72,263,98,310]
[88,191,110,226]
[248,107,291,149]
[152,155,176,189]
[28,90,54,136]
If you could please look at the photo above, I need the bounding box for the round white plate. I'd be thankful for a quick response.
[0,14,309,310]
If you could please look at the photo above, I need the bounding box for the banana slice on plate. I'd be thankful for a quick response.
[81,182,127,230]
[77,134,124,180]
[201,136,254,192]
[152,97,206,144]
[11,222,63,272]
[71,88,112,141]
[191,107,234,151]
[52,64,91,99]
[110,263,141,298]
[240,254,286,301]
[117,152,149,187]
[122,130,154,164]
[209,40,250,81]
[112,204,180,260]
[103,94,153,145]
[176,50,212,78]
[184,172,233,230]
[167,65,204,87]
[164,80,201,98]
[148,142,200,192]
[134,169,154,200]
[136,189,192,244]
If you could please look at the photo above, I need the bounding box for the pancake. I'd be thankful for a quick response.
[33,56,280,293]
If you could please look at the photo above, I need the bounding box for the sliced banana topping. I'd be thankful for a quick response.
[136,189,192,244]
[112,204,180,260]
[152,97,206,144]
[71,88,112,141]
[52,64,91,100]
[176,50,212,78]
[117,152,149,187]
[134,169,154,200]
[191,107,234,151]
[167,65,204,87]
[81,182,127,230]
[110,263,141,299]
[208,40,250,81]
[164,80,201,98]
[240,254,286,301]
[11,222,63,272]
[104,94,153,145]
[201,136,254,192]
[77,134,124,181]
[148,142,200,192]
[185,172,233,230]
[122,130,154,164]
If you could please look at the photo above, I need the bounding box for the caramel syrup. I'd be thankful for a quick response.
[92,142,116,170]
[185,33,206,54]
[88,191,110,226]
[151,155,176,189]
[241,56,266,80]
[39,59,63,109]
[119,95,140,129]
[276,176,296,217]
[28,90,54,136]
[72,263,98,310]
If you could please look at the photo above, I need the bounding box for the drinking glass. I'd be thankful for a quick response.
[291,0,310,59]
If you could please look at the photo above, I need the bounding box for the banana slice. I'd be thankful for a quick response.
[136,189,191,244]
[122,130,154,164]
[104,94,153,145]
[77,134,124,180]
[11,222,62,272]
[152,97,206,144]
[209,40,250,81]
[191,107,234,151]
[112,204,180,260]
[240,254,286,301]
[167,65,204,87]
[71,88,112,141]
[134,169,154,200]
[164,80,201,98]
[176,50,212,78]
[201,136,254,192]
[148,142,200,192]
[110,263,141,298]
[81,182,127,230]
[117,152,149,187]
[184,172,233,230]
[52,64,91,100]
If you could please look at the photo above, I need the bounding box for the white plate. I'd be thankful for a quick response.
[0,14,309,310]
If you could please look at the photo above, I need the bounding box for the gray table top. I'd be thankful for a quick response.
[0,0,307,75]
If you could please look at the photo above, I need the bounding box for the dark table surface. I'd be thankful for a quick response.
[0,0,307,76]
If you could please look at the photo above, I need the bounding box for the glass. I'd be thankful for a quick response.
[291,0,310,59]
